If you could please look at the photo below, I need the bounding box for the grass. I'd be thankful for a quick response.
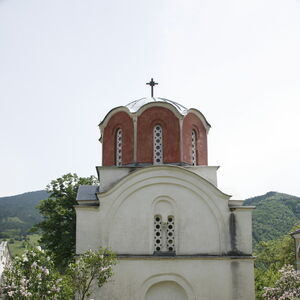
[0,234,41,257]
[5,216,24,223]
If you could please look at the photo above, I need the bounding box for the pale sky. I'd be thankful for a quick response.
[0,0,299,199]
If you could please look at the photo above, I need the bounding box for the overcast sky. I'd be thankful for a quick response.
[0,0,299,199]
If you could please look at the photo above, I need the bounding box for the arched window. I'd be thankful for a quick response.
[115,128,122,166]
[153,125,163,164]
[191,130,197,166]
[154,215,175,253]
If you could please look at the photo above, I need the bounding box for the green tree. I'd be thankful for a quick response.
[33,173,98,269]
[67,248,116,300]
[255,234,295,271]
[254,221,300,299]
[255,268,280,300]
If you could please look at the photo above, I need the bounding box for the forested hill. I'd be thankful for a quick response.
[0,190,49,239]
[244,191,300,245]
[1,190,300,246]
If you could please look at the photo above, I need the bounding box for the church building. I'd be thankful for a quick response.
[75,82,255,300]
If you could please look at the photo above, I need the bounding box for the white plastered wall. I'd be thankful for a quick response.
[75,166,255,300]
[76,166,252,255]
[88,258,255,300]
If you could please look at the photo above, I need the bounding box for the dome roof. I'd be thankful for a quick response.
[99,96,211,132]
[125,97,188,115]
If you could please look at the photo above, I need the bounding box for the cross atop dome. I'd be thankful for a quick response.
[146,78,158,97]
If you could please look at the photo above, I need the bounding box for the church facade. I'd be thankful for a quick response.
[75,96,255,300]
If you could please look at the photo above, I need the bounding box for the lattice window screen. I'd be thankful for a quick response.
[166,216,175,252]
[116,129,122,166]
[154,215,162,252]
[154,215,175,253]
[153,125,163,164]
[191,130,197,166]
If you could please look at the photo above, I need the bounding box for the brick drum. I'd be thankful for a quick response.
[102,111,134,166]
[182,112,207,165]
[137,107,180,164]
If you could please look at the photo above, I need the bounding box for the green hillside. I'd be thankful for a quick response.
[1,190,300,247]
[244,191,300,245]
[0,190,48,239]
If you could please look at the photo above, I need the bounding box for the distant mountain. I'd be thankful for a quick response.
[244,191,300,245]
[0,190,49,239]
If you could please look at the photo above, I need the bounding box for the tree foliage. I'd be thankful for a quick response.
[0,246,73,299]
[0,246,116,300]
[255,234,295,271]
[263,265,300,300]
[67,248,116,300]
[33,174,98,269]
[244,192,300,245]
[254,221,300,299]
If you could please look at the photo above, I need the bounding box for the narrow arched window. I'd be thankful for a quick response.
[115,128,122,166]
[153,125,163,164]
[166,215,175,252]
[191,130,197,166]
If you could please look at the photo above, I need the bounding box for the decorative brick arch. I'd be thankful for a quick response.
[137,107,180,164]
[182,112,207,165]
[102,111,134,166]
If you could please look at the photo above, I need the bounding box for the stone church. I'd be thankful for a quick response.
[75,89,255,299]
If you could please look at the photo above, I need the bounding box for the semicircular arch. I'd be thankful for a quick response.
[140,273,195,300]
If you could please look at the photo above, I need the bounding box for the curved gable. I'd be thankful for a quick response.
[98,166,231,255]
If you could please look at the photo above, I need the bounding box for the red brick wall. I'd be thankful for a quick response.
[182,113,207,165]
[137,107,180,164]
[102,111,134,166]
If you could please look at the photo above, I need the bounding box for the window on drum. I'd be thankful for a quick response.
[153,125,163,164]
[191,130,197,166]
[116,128,122,166]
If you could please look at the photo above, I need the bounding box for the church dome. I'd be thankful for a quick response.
[100,97,210,167]
[125,97,188,115]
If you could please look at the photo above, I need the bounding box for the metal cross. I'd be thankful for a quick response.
[146,78,158,98]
